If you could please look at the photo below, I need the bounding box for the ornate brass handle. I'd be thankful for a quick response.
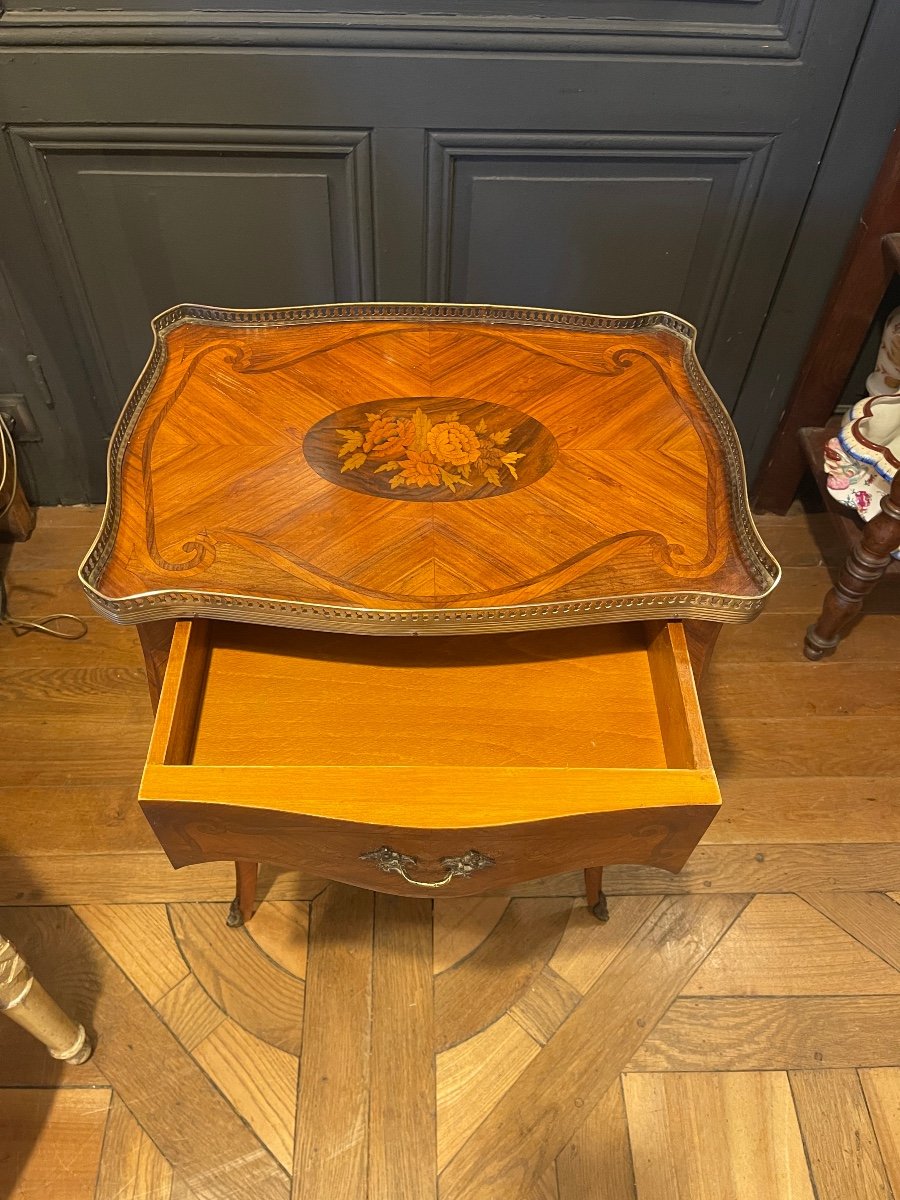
[360,846,494,890]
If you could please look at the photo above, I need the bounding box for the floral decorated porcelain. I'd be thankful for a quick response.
[866,305,900,396]
[824,307,900,556]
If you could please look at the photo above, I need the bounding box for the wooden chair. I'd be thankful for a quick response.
[753,121,900,656]
[755,114,900,512]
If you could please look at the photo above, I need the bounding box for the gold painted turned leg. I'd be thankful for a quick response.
[0,933,92,1064]
[584,866,609,923]
[227,860,260,927]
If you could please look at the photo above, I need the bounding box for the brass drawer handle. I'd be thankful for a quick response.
[360,846,494,890]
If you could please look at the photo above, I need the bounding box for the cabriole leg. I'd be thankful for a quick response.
[584,866,609,923]
[227,860,260,927]
[0,933,92,1064]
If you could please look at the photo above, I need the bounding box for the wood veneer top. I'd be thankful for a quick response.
[80,303,779,634]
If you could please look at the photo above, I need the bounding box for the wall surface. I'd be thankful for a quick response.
[0,0,895,502]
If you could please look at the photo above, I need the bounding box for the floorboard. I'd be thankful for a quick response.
[623,1072,814,1200]
[556,1080,636,1200]
[790,1070,894,1200]
[0,1088,110,1200]
[292,885,373,1200]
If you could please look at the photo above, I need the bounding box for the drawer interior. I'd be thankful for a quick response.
[150,618,710,775]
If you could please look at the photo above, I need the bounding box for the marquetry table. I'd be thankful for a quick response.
[80,303,779,926]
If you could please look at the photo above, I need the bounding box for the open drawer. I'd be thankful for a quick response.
[139,619,721,896]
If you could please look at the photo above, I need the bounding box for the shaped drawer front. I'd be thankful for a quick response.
[139,618,720,894]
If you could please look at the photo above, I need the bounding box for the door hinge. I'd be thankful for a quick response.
[26,353,55,409]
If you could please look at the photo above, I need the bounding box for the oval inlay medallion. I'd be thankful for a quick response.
[303,397,558,502]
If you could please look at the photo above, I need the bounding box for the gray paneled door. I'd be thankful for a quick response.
[0,0,879,500]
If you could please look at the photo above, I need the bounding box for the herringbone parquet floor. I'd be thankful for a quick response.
[1,506,899,1200]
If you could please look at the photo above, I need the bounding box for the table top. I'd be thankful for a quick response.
[80,303,779,634]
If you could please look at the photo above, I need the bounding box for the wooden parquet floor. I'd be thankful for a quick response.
[2,507,900,1199]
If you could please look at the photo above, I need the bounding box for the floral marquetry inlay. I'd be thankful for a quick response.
[303,398,558,501]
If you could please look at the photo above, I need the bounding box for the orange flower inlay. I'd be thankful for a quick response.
[398,450,441,488]
[427,421,482,467]
[362,416,415,460]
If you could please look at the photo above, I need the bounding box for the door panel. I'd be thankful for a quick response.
[9,129,374,415]
[1,0,814,60]
[426,133,771,369]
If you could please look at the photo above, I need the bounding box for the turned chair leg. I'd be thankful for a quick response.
[805,472,900,660]
[226,860,260,927]
[0,933,92,1064]
[584,867,609,923]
